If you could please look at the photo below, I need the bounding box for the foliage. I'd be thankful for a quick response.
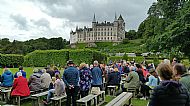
[108,56,123,63]
[138,0,190,59]
[0,54,24,67]
[125,30,138,40]
[0,37,69,55]
[24,50,69,67]
[24,49,107,67]
[123,53,128,60]
[122,38,129,44]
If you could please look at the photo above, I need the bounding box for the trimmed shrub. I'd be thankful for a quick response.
[24,50,69,67]
[69,49,93,65]
[24,49,108,67]
[0,54,24,67]
[108,56,123,62]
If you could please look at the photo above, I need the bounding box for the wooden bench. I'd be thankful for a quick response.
[13,96,32,106]
[0,89,11,103]
[105,92,132,106]
[76,94,97,106]
[127,87,138,97]
[50,95,67,106]
[31,91,49,106]
[107,85,117,96]
[96,91,105,106]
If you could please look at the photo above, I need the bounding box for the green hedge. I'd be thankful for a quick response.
[0,54,24,67]
[24,49,107,67]
[24,50,69,67]
[108,56,123,62]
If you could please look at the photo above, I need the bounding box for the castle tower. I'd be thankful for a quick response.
[92,13,96,28]
[117,14,125,40]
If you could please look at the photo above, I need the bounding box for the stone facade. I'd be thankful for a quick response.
[70,14,125,44]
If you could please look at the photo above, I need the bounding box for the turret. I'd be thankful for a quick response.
[92,13,96,29]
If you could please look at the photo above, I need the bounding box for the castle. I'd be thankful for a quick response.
[70,14,125,44]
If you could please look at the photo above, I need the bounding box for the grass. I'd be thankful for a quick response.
[73,39,147,53]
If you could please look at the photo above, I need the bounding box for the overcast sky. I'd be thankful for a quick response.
[0,0,156,41]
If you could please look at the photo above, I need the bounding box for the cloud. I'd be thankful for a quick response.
[32,0,156,30]
[10,14,28,30]
[0,0,156,41]
[31,18,50,28]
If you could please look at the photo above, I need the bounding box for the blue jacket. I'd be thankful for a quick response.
[14,70,26,78]
[62,66,79,87]
[2,70,14,87]
[91,66,102,85]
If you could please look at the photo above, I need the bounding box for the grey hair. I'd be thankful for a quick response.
[93,60,99,65]
[17,72,22,77]
[41,69,46,73]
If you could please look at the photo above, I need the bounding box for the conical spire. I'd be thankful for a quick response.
[118,14,124,20]
[93,13,96,22]
[114,12,117,21]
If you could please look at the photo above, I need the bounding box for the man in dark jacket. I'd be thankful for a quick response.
[14,66,26,78]
[106,68,121,93]
[62,60,79,106]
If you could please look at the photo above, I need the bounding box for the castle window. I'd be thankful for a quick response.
[105,37,106,40]
[108,37,109,40]
[111,37,112,40]
[111,28,112,30]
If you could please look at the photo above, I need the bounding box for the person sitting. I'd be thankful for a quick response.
[106,68,121,93]
[53,66,60,75]
[123,66,140,91]
[148,63,190,106]
[141,68,159,100]
[45,66,54,78]
[11,72,30,98]
[173,63,190,93]
[14,66,26,78]
[28,68,42,92]
[41,69,52,90]
[1,68,14,87]
[43,73,65,104]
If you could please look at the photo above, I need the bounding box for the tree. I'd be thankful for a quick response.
[125,30,137,40]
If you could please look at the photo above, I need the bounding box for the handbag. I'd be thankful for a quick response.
[91,87,101,95]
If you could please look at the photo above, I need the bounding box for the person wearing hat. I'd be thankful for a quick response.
[62,60,79,106]
[173,63,190,93]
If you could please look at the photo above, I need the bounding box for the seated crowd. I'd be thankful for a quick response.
[0,58,189,106]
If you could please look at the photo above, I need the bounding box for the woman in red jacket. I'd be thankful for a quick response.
[11,72,30,97]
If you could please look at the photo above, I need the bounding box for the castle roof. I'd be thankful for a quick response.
[96,22,114,26]
[118,14,124,20]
